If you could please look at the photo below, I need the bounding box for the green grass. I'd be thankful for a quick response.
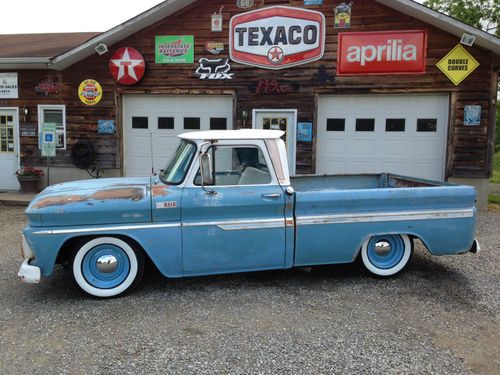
[489,194,500,204]
[491,153,500,184]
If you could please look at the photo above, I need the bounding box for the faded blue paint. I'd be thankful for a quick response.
[81,244,130,288]
[21,160,477,284]
[366,235,405,269]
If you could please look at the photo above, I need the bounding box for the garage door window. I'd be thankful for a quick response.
[158,117,174,130]
[386,119,406,132]
[132,117,148,129]
[210,118,227,130]
[356,119,375,132]
[327,118,345,131]
[38,105,66,149]
[417,119,437,132]
[184,117,200,130]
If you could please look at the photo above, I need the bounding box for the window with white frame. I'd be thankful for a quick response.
[38,105,66,149]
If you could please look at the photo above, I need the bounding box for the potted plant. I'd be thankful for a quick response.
[15,166,44,193]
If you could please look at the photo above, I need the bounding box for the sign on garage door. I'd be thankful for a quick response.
[316,94,449,181]
[123,95,233,177]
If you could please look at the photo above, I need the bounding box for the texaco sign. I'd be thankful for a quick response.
[229,6,325,70]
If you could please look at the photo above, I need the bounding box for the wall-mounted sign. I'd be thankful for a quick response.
[20,123,37,137]
[230,6,325,70]
[195,58,233,80]
[35,79,59,96]
[436,44,479,86]
[109,47,145,85]
[337,30,427,75]
[464,105,481,126]
[0,73,18,99]
[41,122,57,157]
[334,2,353,28]
[78,79,103,106]
[212,13,223,32]
[155,36,194,64]
[304,0,323,5]
[236,0,254,9]
[248,78,300,94]
[97,120,116,134]
[205,41,224,54]
[297,122,313,142]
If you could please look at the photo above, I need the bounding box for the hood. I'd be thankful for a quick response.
[26,177,152,227]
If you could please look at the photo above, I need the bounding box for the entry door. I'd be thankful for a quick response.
[254,110,296,175]
[181,143,286,275]
[0,109,19,190]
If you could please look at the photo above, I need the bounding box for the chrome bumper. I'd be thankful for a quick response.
[18,259,41,284]
[469,239,481,254]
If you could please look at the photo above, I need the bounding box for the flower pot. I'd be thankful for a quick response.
[17,175,40,194]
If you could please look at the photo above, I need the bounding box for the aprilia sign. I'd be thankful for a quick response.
[230,6,325,70]
[337,30,427,75]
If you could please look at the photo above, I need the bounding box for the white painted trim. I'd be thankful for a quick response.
[0,107,21,190]
[37,104,67,150]
[32,222,180,236]
[296,208,474,226]
[252,109,297,176]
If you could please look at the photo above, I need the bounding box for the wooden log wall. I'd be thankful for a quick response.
[0,0,497,177]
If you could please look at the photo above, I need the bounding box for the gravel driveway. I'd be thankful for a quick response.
[0,204,498,374]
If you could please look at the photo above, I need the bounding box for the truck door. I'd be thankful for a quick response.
[181,141,286,275]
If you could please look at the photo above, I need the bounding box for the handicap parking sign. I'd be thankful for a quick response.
[45,133,53,142]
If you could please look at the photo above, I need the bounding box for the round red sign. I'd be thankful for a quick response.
[108,47,145,85]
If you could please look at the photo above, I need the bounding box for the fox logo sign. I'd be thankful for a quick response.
[230,6,325,70]
[195,58,234,80]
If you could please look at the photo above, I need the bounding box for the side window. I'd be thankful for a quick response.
[195,146,272,186]
[38,105,66,149]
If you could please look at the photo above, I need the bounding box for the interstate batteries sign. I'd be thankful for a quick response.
[229,6,325,70]
[337,30,427,75]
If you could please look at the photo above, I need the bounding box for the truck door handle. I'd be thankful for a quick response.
[261,193,281,200]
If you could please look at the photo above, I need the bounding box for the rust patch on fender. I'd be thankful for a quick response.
[91,188,144,201]
[151,185,169,197]
[33,195,88,208]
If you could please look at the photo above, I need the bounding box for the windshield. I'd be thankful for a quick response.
[160,140,197,185]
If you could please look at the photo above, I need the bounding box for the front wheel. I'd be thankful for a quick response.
[360,234,413,277]
[71,237,144,298]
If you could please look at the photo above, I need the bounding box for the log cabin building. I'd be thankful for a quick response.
[0,0,498,207]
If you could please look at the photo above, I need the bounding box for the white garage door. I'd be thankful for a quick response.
[123,95,233,177]
[316,94,449,180]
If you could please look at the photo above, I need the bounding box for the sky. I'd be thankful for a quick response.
[0,0,426,34]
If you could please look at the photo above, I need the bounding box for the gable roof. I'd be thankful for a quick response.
[0,0,498,70]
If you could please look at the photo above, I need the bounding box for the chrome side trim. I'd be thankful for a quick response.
[183,218,285,231]
[33,222,181,236]
[296,208,474,226]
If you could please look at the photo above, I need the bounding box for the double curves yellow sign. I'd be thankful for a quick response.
[436,44,479,86]
[78,79,103,106]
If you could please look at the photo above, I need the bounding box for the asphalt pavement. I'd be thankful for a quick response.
[0,204,498,374]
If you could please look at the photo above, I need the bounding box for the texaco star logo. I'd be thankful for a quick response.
[267,46,284,64]
[108,47,146,85]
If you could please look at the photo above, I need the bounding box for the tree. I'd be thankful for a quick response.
[424,0,500,37]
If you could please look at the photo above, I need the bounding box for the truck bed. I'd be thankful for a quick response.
[291,173,450,192]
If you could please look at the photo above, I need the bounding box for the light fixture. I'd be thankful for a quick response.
[241,110,248,127]
[95,42,108,55]
[21,105,29,122]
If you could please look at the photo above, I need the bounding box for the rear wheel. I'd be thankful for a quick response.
[71,237,144,298]
[360,234,413,277]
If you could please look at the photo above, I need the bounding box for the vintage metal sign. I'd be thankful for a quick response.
[109,47,145,85]
[248,78,300,94]
[97,120,116,134]
[195,58,233,80]
[304,0,323,5]
[230,6,325,70]
[0,73,18,99]
[35,79,59,96]
[211,14,223,32]
[464,105,481,126]
[155,36,194,64]
[205,41,224,54]
[436,44,479,86]
[337,30,427,75]
[78,79,103,106]
[334,2,352,28]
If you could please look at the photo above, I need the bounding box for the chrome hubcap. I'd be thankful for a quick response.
[374,240,391,256]
[96,255,118,273]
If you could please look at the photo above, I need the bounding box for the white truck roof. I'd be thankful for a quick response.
[179,129,285,141]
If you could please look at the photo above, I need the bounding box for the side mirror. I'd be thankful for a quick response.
[200,152,214,186]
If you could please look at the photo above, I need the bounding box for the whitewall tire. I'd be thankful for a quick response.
[360,234,413,277]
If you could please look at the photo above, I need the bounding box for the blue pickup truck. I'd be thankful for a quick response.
[19,130,479,298]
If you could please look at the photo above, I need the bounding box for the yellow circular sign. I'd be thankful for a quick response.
[78,79,103,106]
